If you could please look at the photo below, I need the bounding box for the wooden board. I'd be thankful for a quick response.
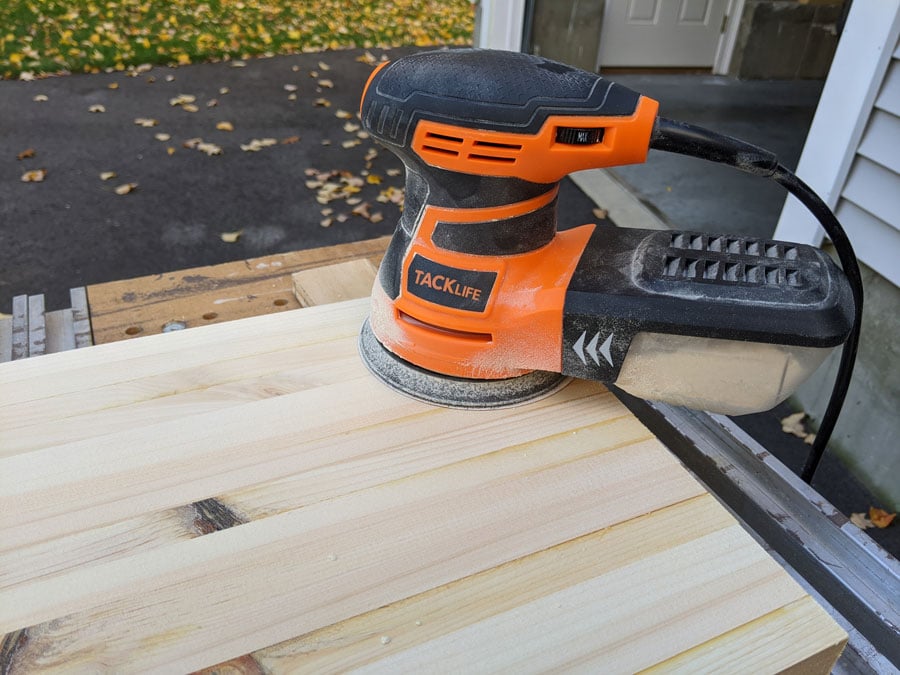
[0,260,846,672]
[86,236,390,345]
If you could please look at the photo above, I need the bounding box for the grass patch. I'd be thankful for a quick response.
[0,0,474,79]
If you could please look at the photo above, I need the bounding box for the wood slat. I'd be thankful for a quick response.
[86,237,390,345]
[10,296,27,361]
[70,286,93,349]
[0,257,846,672]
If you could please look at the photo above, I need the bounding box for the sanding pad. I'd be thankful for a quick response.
[358,319,569,410]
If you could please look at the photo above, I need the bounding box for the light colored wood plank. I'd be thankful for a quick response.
[85,237,390,345]
[646,596,846,674]
[2,422,702,668]
[0,254,845,672]
[292,257,379,307]
[44,309,76,354]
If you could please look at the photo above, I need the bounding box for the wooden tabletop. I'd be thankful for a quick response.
[0,239,846,672]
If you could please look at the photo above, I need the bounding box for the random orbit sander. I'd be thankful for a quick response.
[356,48,861,464]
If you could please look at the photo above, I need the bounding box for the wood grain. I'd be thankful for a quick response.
[86,236,389,345]
[0,254,846,672]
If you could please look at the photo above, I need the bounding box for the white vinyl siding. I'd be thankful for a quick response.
[775,3,900,288]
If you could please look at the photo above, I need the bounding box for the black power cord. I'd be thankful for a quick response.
[650,117,864,483]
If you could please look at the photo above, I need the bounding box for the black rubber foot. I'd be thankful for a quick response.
[358,318,569,410]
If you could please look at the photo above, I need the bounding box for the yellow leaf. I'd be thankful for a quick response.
[114,182,137,195]
[216,121,234,132]
[32,94,48,102]
[134,117,158,127]
[21,169,47,183]
[176,53,191,65]
[869,507,896,528]
[108,82,119,90]
[154,133,171,141]
[167,147,176,155]
[17,148,36,160]
[220,230,243,243]
[99,171,117,180]
[366,174,382,184]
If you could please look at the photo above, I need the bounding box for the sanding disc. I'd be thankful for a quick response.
[358,319,569,410]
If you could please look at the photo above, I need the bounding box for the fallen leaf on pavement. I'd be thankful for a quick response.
[231,60,246,68]
[21,169,47,182]
[197,141,222,155]
[114,182,137,195]
[216,121,234,132]
[356,51,377,65]
[240,138,277,152]
[219,87,230,95]
[780,411,816,444]
[108,82,119,90]
[284,84,298,92]
[370,212,384,223]
[89,104,106,113]
[850,512,873,529]
[220,230,243,242]
[314,98,331,107]
[134,117,158,127]
[870,507,896,528]
[154,133,171,141]
[367,174,382,184]
[386,168,402,177]
[282,136,300,144]
[343,122,360,133]
[593,207,608,220]
[335,109,353,119]
[342,139,361,149]
[182,103,199,113]
[17,148,35,160]
[169,94,196,106]
[33,94,48,102]
[317,79,334,89]
[99,171,117,180]
[318,61,331,71]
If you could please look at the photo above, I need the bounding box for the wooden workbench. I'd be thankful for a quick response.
[0,238,846,672]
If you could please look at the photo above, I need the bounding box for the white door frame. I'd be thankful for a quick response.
[474,0,527,51]
[713,0,744,74]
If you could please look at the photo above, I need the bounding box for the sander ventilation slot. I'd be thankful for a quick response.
[664,232,803,287]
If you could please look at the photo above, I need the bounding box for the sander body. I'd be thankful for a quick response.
[357,49,854,414]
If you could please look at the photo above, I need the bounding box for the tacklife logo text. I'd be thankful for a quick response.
[412,269,483,302]
[406,255,497,312]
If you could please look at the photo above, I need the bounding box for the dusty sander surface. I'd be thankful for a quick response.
[358,318,569,409]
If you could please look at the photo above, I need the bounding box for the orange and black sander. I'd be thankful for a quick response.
[356,49,860,428]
